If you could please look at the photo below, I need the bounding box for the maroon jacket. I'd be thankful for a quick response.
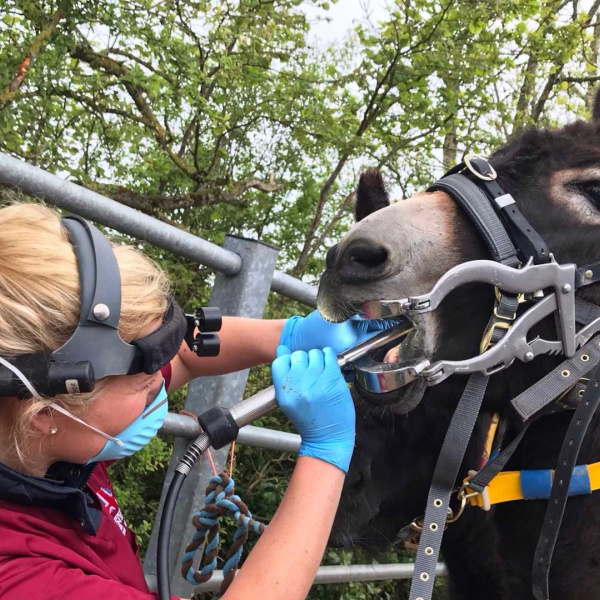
[0,365,177,600]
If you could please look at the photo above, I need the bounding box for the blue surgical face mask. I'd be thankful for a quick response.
[85,382,168,464]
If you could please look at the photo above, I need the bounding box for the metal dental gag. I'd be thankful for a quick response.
[351,256,600,394]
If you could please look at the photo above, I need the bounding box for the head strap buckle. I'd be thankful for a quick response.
[464,153,498,181]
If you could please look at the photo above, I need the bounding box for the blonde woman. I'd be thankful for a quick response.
[0,203,387,600]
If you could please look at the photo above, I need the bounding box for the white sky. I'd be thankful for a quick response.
[302,0,389,47]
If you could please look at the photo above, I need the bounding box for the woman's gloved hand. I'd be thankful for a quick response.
[271,345,355,473]
[280,310,394,354]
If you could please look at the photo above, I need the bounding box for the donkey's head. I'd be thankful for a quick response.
[320,117,600,413]
[317,98,600,546]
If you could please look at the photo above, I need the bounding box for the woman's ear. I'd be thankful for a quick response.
[31,406,54,436]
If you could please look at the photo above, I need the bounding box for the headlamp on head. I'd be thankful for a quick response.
[0,216,222,398]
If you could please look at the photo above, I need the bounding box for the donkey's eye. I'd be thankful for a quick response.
[574,181,600,210]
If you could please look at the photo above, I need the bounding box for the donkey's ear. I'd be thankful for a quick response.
[592,87,600,122]
[355,169,390,222]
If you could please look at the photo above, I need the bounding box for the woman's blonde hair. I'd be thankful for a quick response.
[0,202,171,463]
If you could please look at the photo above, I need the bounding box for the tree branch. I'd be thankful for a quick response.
[71,42,196,179]
[0,3,69,110]
[586,0,600,25]
[105,48,176,85]
[560,74,600,82]
[304,190,356,262]
[47,88,149,125]
[90,174,283,215]
[531,67,563,123]
[511,54,539,139]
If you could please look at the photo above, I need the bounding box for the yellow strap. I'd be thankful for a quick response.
[467,461,600,509]
[589,461,600,491]
[482,413,500,462]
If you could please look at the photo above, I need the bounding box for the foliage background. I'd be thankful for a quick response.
[2,0,600,597]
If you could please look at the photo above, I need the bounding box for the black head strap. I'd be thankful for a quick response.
[428,155,550,265]
[427,174,520,267]
[132,297,188,374]
[53,217,137,379]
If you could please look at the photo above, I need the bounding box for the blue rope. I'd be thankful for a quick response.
[181,473,266,594]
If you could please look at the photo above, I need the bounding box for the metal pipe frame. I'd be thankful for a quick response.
[160,414,301,453]
[0,152,316,307]
[191,563,448,592]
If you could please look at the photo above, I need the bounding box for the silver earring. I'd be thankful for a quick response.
[49,427,58,435]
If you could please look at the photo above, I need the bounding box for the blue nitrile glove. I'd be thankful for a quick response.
[280,310,394,354]
[271,345,355,473]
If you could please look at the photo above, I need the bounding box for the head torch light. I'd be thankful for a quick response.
[0,215,221,399]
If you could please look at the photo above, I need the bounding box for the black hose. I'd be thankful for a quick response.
[158,470,186,600]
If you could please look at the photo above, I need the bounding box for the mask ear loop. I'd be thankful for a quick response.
[48,403,124,447]
[0,357,124,447]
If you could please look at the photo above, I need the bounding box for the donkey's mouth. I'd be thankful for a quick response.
[317,281,431,413]
[352,320,429,413]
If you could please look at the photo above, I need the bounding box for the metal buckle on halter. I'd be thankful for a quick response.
[408,483,476,537]
[478,288,527,354]
[494,287,527,319]
[463,153,498,181]
[555,377,590,411]
[479,321,512,354]
[447,483,479,523]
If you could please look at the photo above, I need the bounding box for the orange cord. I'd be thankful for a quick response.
[228,442,236,478]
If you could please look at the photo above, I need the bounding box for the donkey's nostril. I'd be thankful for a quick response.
[347,243,388,269]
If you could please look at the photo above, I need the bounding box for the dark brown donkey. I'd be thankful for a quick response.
[317,96,600,599]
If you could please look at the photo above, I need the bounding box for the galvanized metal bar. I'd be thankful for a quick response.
[159,413,301,453]
[0,152,242,275]
[271,270,317,307]
[144,562,448,593]
[145,235,280,598]
[0,152,317,305]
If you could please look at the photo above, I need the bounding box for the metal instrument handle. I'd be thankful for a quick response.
[230,321,412,426]
[424,294,559,385]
